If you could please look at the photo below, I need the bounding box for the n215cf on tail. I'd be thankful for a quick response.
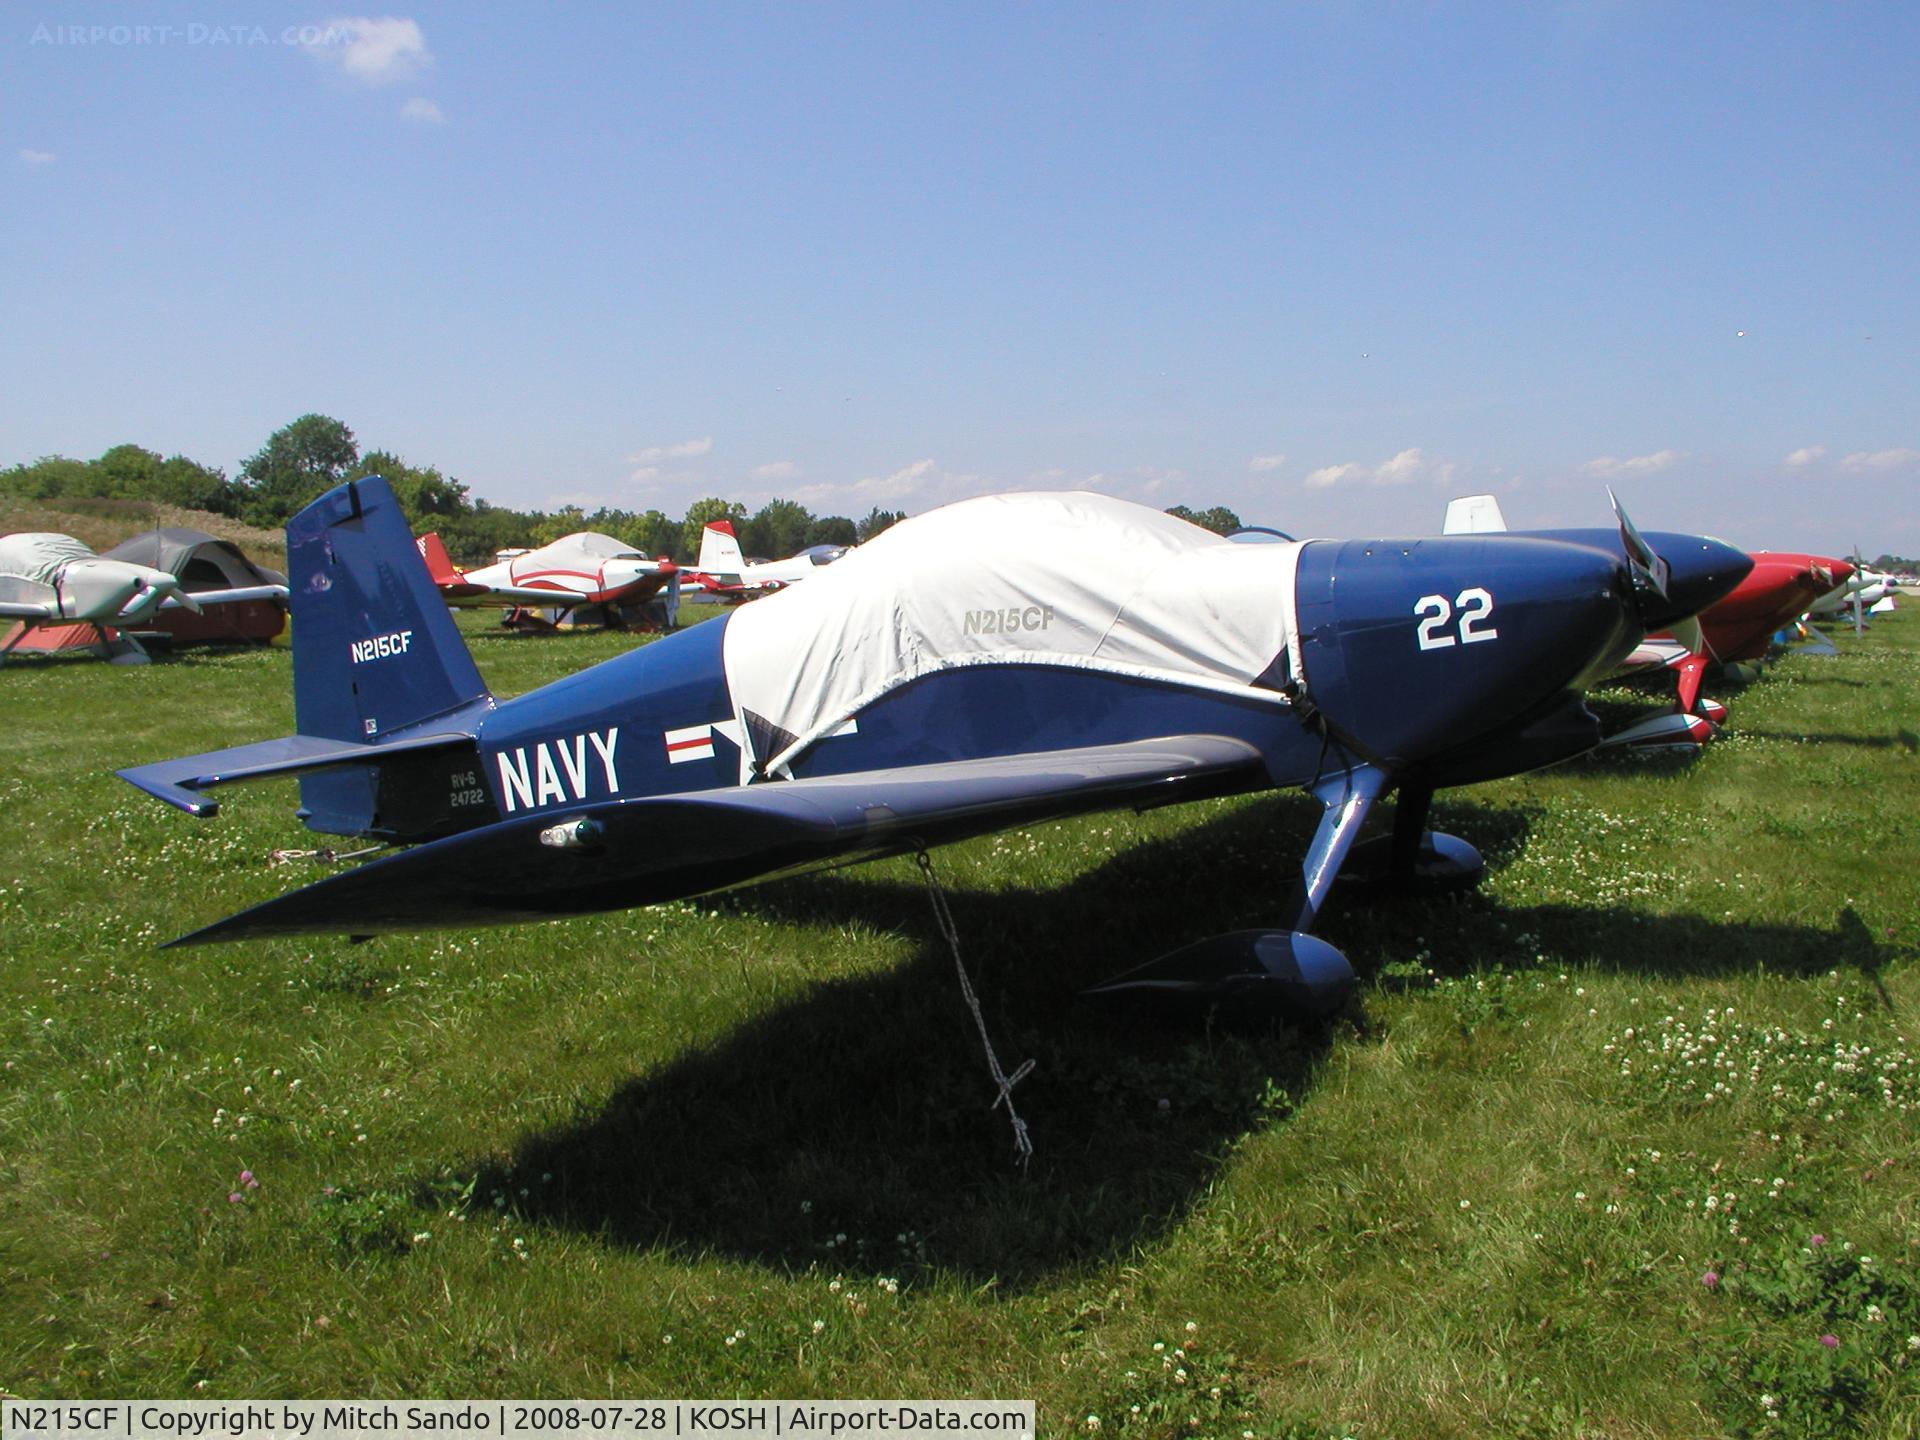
[120,477,1749,1021]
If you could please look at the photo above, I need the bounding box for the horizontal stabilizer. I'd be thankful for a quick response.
[169,735,1266,943]
[120,726,481,817]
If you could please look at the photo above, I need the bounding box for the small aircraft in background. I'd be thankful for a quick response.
[1,531,286,666]
[1809,564,1898,621]
[1444,496,1851,749]
[121,477,1747,1023]
[681,520,850,601]
[416,530,677,631]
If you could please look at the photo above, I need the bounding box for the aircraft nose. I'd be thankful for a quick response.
[1638,534,1753,631]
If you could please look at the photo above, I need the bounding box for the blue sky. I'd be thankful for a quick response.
[4,2,1915,553]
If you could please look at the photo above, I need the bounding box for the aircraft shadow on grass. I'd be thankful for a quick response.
[448,791,1899,1286]
[444,789,1901,1285]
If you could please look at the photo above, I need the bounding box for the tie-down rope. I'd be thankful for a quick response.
[915,850,1035,1167]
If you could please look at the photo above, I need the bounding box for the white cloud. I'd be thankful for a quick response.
[861,458,934,499]
[626,437,713,465]
[1581,449,1682,479]
[1303,462,1364,491]
[18,148,54,165]
[626,466,659,485]
[1784,445,1826,467]
[1373,447,1427,485]
[751,460,800,483]
[1302,448,1448,490]
[1248,453,1288,472]
[399,96,444,124]
[307,16,432,86]
[789,457,939,509]
[1838,448,1919,473]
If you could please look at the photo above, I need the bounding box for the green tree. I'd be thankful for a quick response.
[0,447,232,513]
[348,450,470,528]
[0,455,96,500]
[96,443,163,498]
[806,515,858,549]
[634,509,679,560]
[436,500,536,564]
[681,497,748,560]
[236,414,359,527]
[531,506,589,547]
[1165,503,1244,536]
[150,454,236,513]
[857,506,906,542]
[742,498,813,560]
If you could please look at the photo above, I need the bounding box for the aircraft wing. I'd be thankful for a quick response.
[0,601,59,620]
[158,584,289,610]
[441,582,595,608]
[167,734,1269,943]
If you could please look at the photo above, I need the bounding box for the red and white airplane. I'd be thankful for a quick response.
[679,520,851,602]
[416,531,677,630]
[1,531,284,665]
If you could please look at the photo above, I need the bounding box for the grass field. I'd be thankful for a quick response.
[1,606,1916,1438]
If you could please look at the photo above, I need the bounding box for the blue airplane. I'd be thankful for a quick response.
[119,477,1749,1018]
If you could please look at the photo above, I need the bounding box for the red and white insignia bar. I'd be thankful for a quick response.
[663,723,715,763]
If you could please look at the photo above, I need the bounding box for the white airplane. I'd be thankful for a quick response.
[1808,565,1897,618]
[680,520,851,601]
[416,531,678,630]
[0,531,281,665]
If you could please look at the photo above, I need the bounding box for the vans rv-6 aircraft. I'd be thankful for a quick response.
[681,519,850,601]
[415,530,676,629]
[121,478,1748,1016]
[2,531,287,665]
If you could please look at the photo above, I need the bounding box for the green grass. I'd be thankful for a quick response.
[2,611,1917,1438]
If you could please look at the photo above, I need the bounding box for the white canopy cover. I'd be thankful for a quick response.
[722,491,1303,777]
[0,532,94,594]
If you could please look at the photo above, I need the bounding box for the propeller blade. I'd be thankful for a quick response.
[1608,487,1670,603]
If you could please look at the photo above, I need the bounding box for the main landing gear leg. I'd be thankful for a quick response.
[1338,782,1486,896]
[1079,766,1389,1021]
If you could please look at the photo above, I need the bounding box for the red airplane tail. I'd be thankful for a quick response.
[415,531,463,587]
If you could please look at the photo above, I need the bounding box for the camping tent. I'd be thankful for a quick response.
[102,528,288,645]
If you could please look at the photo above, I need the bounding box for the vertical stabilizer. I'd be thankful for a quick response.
[288,478,493,832]
[1443,495,1509,535]
[414,531,463,587]
[698,520,747,574]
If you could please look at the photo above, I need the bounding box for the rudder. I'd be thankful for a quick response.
[698,520,746,573]
[288,478,493,832]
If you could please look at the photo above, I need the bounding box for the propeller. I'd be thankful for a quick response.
[1608,487,1670,605]
[1853,545,1866,638]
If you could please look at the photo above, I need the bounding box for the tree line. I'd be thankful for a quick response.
[3,412,1244,564]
